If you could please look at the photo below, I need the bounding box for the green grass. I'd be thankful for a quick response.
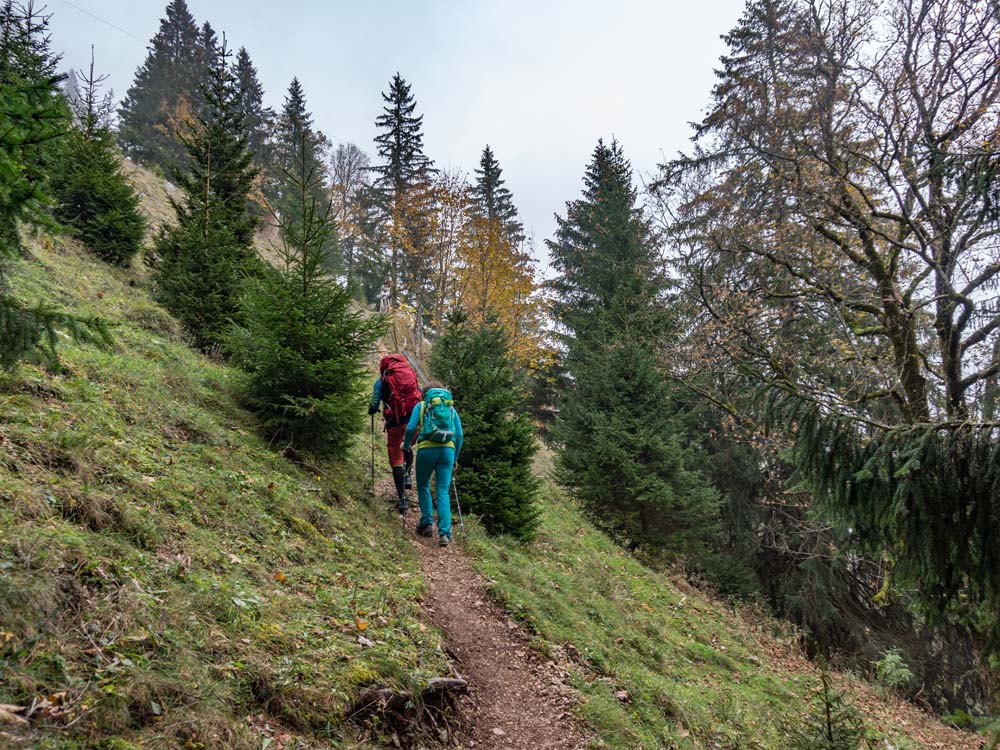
[0,235,445,749]
[0,220,977,750]
[464,451,971,750]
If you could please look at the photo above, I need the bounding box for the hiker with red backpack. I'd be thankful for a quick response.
[368,354,422,513]
[404,382,463,547]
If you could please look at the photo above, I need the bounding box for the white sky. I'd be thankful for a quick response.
[49,0,746,272]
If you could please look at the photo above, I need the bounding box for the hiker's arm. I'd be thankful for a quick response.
[404,404,421,447]
[367,378,382,415]
[453,411,463,459]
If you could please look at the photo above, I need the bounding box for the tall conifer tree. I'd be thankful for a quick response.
[371,72,435,308]
[265,78,335,270]
[548,139,717,550]
[1,1,108,368]
[231,46,272,167]
[117,0,201,174]
[151,40,259,349]
[470,145,524,246]
[195,20,218,80]
[50,56,145,267]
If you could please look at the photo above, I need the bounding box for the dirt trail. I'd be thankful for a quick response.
[385,481,589,749]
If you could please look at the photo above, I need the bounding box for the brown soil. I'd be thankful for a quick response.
[388,481,589,750]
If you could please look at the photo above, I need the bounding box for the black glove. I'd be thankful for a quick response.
[368,404,379,416]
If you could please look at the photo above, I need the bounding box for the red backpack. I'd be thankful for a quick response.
[380,355,421,426]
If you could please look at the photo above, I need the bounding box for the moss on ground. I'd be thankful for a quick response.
[0,234,445,749]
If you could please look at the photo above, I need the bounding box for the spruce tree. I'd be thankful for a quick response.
[195,21,218,80]
[548,139,718,550]
[231,46,272,168]
[267,78,323,201]
[150,40,259,350]
[791,661,865,750]
[50,56,145,267]
[431,312,540,540]
[117,0,201,174]
[372,73,433,196]
[228,137,383,456]
[469,144,524,246]
[370,72,436,307]
[0,0,64,190]
[264,78,335,268]
[0,1,108,369]
[0,0,63,250]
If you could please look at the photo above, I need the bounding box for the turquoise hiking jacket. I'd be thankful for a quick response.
[368,377,384,413]
[405,388,463,456]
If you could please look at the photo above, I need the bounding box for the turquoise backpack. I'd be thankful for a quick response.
[418,388,457,444]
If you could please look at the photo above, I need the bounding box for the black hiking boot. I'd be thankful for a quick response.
[438,534,449,548]
[391,466,406,502]
[396,497,408,514]
[404,473,412,490]
[416,523,433,537]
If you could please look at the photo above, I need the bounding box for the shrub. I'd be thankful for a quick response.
[872,647,913,693]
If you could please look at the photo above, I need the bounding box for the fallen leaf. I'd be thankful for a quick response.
[357,635,374,648]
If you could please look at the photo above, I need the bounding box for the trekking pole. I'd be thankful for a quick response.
[370,414,375,494]
[451,476,466,537]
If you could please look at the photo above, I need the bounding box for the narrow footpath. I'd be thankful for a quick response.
[386,481,589,749]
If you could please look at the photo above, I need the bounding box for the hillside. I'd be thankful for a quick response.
[0,232,447,749]
[0,166,987,750]
[466,453,984,749]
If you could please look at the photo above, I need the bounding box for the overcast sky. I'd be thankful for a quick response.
[49,0,746,271]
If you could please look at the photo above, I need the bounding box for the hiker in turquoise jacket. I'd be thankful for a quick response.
[405,384,463,547]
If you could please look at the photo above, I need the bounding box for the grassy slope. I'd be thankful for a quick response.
[466,451,981,750]
[1,163,980,750]
[0,233,446,749]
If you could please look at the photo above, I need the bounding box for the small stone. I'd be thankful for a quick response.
[492,727,505,736]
